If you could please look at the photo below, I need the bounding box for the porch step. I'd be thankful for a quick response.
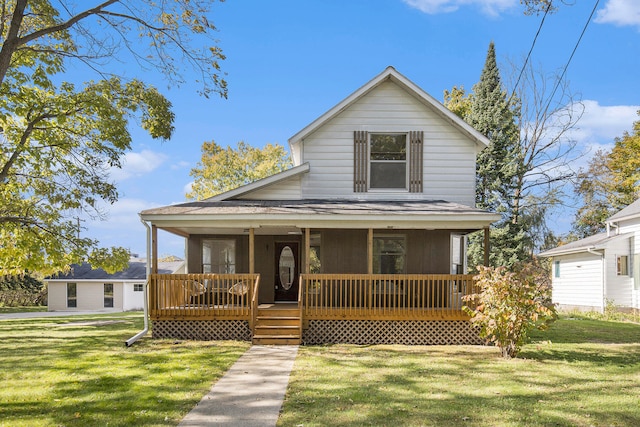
[252,306,301,345]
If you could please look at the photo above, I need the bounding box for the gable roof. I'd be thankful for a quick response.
[47,258,184,281]
[538,232,633,257]
[207,163,309,202]
[608,198,640,223]
[288,66,491,151]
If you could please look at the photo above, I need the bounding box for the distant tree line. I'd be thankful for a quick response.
[0,275,46,307]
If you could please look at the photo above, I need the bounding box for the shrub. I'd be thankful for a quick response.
[0,275,47,307]
[463,261,557,358]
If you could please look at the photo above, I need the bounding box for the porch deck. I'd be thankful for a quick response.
[149,273,476,321]
[149,273,480,344]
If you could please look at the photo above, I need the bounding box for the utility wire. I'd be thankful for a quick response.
[510,2,553,100]
[542,0,601,117]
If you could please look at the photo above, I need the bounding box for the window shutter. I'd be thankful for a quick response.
[409,130,423,193]
[354,130,368,192]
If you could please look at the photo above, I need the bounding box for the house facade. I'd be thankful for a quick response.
[47,257,184,312]
[540,200,640,312]
[140,67,500,344]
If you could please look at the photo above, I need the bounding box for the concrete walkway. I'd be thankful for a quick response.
[179,345,299,427]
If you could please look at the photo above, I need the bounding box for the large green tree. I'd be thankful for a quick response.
[187,141,292,201]
[450,42,523,269]
[573,112,640,237]
[447,43,581,267]
[0,1,227,276]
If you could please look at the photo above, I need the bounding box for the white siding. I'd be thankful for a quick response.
[604,237,634,307]
[618,217,640,234]
[47,281,124,311]
[299,81,478,206]
[123,282,145,311]
[552,253,603,311]
[47,282,68,311]
[239,175,302,200]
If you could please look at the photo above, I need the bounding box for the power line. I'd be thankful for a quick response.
[542,0,601,117]
[510,2,554,100]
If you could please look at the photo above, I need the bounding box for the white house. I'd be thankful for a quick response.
[139,66,501,345]
[540,200,640,312]
[47,257,184,312]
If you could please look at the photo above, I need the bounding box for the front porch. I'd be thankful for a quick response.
[149,273,482,345]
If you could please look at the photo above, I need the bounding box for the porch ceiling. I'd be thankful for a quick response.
[141,199,500,237]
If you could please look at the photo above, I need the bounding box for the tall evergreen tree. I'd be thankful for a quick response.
[464,42,524,269]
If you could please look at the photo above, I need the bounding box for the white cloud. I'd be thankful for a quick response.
[595,0,640,29]
[171,160,191,170]
[183,181,194,195]
[402,0,516,16]
[570,100,639,149]
[109,149,168,182]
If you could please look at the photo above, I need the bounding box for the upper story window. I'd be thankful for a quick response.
[369,134,407,190]
[354,130,423,193]
[202,238,236,273]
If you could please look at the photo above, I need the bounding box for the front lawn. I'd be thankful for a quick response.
[0,306,47,313]
[0,312,249,426]
[279,316,640,427]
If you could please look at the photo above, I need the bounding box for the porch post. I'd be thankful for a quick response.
[483,226,490,267]
[367,228,373,274]
[151,224,158,274]
[249,228,255,274]
[304,227,310,274]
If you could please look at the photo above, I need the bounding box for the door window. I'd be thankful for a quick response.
[279,246,296,290]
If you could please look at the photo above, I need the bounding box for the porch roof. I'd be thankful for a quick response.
[141,199,500,236]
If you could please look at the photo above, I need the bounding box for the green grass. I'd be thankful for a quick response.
[0,306,47,313]
[0,312,249,427]
[279,315,640,427]
[3,311,639,426]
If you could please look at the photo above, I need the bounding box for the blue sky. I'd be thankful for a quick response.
[81,0,640,257]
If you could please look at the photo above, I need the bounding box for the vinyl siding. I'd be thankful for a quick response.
[299,81,478,206]
[552,253,603,310]
[238,175,302,200]
[604,237,634,307]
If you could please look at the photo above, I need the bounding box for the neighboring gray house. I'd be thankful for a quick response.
[47,257,184,312]
[540,200,640,312]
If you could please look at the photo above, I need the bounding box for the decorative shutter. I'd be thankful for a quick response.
[354,130,368,192]
[409,130,423,193]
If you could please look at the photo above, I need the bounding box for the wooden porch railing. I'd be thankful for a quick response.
[149,273,260,320]
[300,274,476,320]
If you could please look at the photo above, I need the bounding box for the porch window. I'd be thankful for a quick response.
[369,133,407,189]
[104,283,114,308]
[373,235,406,274]
[617,255,628,276]
[451,234,464,274]
[310,233,321,273]
[202,239,236,273]
[67,283,77,308]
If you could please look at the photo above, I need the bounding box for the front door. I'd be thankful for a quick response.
[274,241,299,302]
